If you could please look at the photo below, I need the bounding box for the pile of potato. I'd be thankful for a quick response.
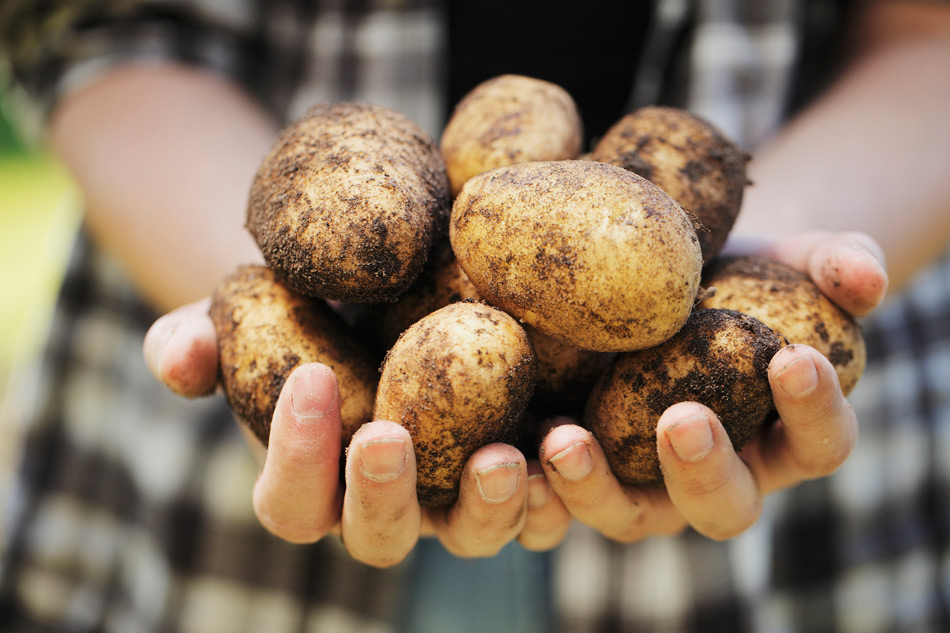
[210,75,866,503]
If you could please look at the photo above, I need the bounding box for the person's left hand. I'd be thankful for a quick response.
[534,230,888,543]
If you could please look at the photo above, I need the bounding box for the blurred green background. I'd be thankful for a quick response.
[0,70,79,476]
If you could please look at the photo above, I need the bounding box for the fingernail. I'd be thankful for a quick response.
[664,414,714,463]
[476,462,521,503]
[527,473,551,510]
[547,441,593,482]
[291,366,337,419]
[359,438,407,482]
[777,355,819,398]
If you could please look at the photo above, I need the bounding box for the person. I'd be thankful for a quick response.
[0,1,946,631]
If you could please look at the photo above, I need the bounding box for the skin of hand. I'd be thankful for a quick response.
[143,229,886,558]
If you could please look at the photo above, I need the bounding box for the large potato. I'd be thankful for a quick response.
[450,160,703,352]
[585,309,784,487]
[440,74,583,196]
[591,106,748,261]
[246,101,451,304]
[375,301,537,507]
[699,255,867,395]
[210,264,379,447]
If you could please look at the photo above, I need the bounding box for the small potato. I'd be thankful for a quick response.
[451,160,702,352]
[375,240,611,415]
[372,240,482,350]
[699,255,867,395]
[526,324,614,418]
[375,301,537,507]
[441,74,583,196]
[591,106,748,262]
[210,264,379,447]
[585,309,783,487]
[247,101,451,304]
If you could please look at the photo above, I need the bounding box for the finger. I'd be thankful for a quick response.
[252,363,343,543]
[341,420,420,567]
[429,443,528,558]
[743,344,858,494]
[540,422,685,543]
[143,297,218,397]
[765,230,888,317]
[518,460,572,552]
[656,402,762,541]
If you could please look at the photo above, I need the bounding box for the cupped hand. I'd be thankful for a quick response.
[143,305,559,566]
[537,229,887,543]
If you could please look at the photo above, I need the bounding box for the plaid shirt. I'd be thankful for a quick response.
[2,1,949,632]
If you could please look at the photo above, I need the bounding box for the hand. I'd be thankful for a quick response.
[143,303,561,566]
[536,230,888,542]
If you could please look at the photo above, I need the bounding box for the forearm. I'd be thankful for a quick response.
[734,26,950,291]
[49,62,278,312]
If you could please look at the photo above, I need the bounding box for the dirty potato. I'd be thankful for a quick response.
[372,239,482,349]
[210,264,379,447]
[247,101,451,304]
[591,106,748,261]
[451,160,702,352]
[375,301,537,507]
[374,240,611,415]
[699,255,867,395]
[526,324,614,417]
[585,309,784,487]
[441,74,583,196]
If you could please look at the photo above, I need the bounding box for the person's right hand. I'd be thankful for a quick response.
[143,303,568,566]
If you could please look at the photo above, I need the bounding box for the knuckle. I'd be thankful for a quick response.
[700,507,760,541]
[255,509,330,544]
[348,542,414,569]
[252,485,335,544]
[793,430,856,479]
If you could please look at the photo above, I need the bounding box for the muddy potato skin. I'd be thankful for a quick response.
[210,265,379,447]
[451,160,703,353]
[591,106,748,262]
[246,102,451,304]
[441,74,583,196]
[375,240,611,415]
[375,301,537,507]
[584,309,783,487]
[372,239,482,349]
[526,324,615,417]
[699,255,867,395]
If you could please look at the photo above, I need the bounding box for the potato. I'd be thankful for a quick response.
[210,264,379,447]
[591,106,748,261]
[526,324,614,417]
[584,309,784,487]
[372,239,482,350]
[375,301,537,506]
[440,74,583,196]
[699,255,867,395]
[373,239,609,413]
[246,101,451,304]
[450,160,702,352]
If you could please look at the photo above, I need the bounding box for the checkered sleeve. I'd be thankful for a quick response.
[0,0,447,135]
[0,0,287,119]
